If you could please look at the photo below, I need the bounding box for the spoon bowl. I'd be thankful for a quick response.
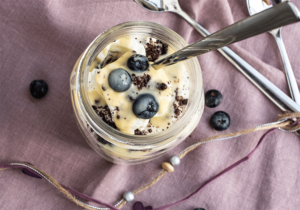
[134,0,179,13]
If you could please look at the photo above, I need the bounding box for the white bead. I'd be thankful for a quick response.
[169,155,180,166]
[123,191,134,202]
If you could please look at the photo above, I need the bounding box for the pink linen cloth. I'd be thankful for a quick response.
[1,0,300,209]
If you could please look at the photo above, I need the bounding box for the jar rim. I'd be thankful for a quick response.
[76,21,203,147]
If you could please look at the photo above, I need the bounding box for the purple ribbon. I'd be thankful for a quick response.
[0,163,120,210]
[0,127,282,210]
[151,128,277,210]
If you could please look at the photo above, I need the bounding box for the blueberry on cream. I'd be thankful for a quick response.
[127,54,149,72]
[108,68,132,92]
[132,94,159,119]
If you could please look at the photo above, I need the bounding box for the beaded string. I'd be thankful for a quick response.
[1,112,300,210]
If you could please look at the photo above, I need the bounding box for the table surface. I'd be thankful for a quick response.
[1,0,300,209]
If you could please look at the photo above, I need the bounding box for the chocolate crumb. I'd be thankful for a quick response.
[175,108,181,116]
[134,129,147,135]
[156,83,168,90]
[148,129,152,133]
[132,74,151,90]
[94,105,117,129]
[175,89,188,106]
[97,135,112,146]
[145,40,168,62]
[116,106,119,111]
[117,115,120,119]
[128,95,134,102]
[129,149,152,152]
[92,105,97,110]
[181,99,188,105]
[94,100,100,104]
[102,86,106,91]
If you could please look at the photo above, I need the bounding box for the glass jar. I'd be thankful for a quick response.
[70,22,204,165]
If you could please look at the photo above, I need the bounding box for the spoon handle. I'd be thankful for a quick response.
[153,2,300,69]
[172,3,300,112]
[271,28,300,105]
[152,2,300,112]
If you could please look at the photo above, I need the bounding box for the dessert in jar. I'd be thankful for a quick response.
[70,22,204,164]
[87,36,189,135]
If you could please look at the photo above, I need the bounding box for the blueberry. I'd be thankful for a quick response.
[194,208,206,210]
[132,94,159,119]
[210,111,230,131]
[30,80,48,99]
[127,54,149,72]
[205,89,222,108]
[108,68,132,92]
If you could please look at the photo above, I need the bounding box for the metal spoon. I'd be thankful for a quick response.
[135,0,300,113]
[247,0,300,105]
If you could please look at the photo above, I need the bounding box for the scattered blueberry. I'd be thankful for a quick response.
[108,68,132,92]
[194,208,205,210]
[133,201,153,210]
[205,89,222,108]
[132,94,159,119]
[127,54,149,72]
[210,111,230,131]
[30,80,48,99]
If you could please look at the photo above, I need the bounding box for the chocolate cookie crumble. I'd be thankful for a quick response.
[175,88,188,106]
[156,83,168,90]
[176,95,188,106]
[134,129,147,135]
[132,74,151,90]
[93,105,117,129]
[145,39,168,62]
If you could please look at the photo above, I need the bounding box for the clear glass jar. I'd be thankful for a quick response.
[70,22,204,165]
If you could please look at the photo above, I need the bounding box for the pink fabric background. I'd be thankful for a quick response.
[1,0,300,209]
